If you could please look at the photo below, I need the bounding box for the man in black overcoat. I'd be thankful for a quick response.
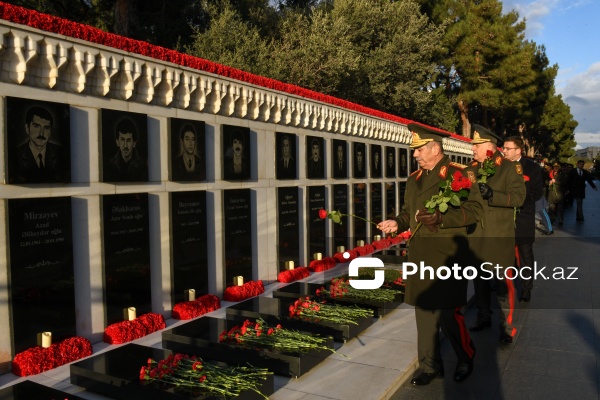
[569,159,597,221]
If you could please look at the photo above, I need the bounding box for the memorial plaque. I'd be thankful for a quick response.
[399,181,407,209]
[306,136,325,179]
[8,197,75,353]
[332,184,348,249]
[370,144,382,178]
[102,193,151,325]
[371,183,383,226]
[101,109,148,183]
[170,191,208,303]
[353,183,367,244]
[398,148,409,178]
[385,146,396,178]
[307,186,326,257]
[0,381,86,400]
[223,189,253,283]
[410,149,419,174]
[5,97,71,184]
[353,142,366,178]
[385,182,396,219]
[222,125,251,180]
[332,139,347,179]
[276,132,297,180]
[277,187,300,272]
[170,118,206,182]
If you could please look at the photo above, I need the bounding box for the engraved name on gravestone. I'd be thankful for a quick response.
[102,194,151,324]
[171,191,208,302]
[332,184,348,250]
[371,183,383,225]
[307,186,326,258]
[223,189,253,284]
[386,182,396,219]
[8,197,75,353]
[277,187,300,272]
[353,183,367,243]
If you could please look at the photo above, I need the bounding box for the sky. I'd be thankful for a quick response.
[501,0,600,149]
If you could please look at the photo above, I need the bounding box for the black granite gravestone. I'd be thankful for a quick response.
[385,146,396,178]
[399,181,406,209]
[277,187,300,272]
[398,148,408,178]
[276,132,297,180]
[352,183,367,244]
[223,189,253,284]
[332,184,348,250]
[170,118,206,182]
[332,139,347,179]
[386,182,396,219]
[306,136,325,179]
[102,193,151,325]
[7,197,75,353]
[370,144,382,178]
[170,191,208,303]
[307,186,326,258]
[222,125,251,181]
[370,183,383,226]
[0,380,86,400]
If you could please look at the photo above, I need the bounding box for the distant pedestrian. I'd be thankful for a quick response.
[569,159,597,222]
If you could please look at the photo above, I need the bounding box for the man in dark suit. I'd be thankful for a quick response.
[172,123,205,181]
[11,106,65,183]
[105,117,148,182]
[502,136,543,302]
[307,138,324,178]
[377,123,482,385]
[276,135,295,179]
[569,159,597,221]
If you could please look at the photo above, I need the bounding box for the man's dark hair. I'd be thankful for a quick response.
[504,135,524,151]
[115,118,138,141]
[311,139,320,148]
[231,129,244,144]
[578,159,585,164]
[26,106,53,126]
[180,123,196,140]
[356,143,363,154]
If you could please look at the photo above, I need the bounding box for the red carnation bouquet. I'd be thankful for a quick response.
[12,336,93,376]
[477,149,497,183]
[172,294,221,320]
[308,257,337,272]
[223,280,264,302]
[103,312,166,344]
[277,266,310,283]
[352,243,375,256]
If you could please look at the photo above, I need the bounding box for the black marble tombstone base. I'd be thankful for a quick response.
[70,343,274,400]
[273,282,404,318]
[0,380,86,399]
[162,316,334,377]
[225,296,373,342]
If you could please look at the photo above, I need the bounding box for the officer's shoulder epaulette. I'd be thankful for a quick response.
[449,162,467,169]
[410,169,420,176]
[470,160,478,167]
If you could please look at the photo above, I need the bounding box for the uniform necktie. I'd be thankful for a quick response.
[37,153,44,169]
[579,169,582,177]
[188,159,192,169]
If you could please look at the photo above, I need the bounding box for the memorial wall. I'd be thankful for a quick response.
[0,15,473,371]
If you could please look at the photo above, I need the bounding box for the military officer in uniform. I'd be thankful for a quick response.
[378,123,483,385]
[467,125,526,344]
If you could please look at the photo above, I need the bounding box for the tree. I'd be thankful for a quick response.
[537,93,577,162]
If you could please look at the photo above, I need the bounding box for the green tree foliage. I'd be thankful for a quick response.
[538,93,577,162]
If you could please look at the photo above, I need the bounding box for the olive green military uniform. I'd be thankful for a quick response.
[547,166,569,225]
[394,154,482,373]
[467,150,526,337]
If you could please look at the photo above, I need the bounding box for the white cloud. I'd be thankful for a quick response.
[502,0,559,38]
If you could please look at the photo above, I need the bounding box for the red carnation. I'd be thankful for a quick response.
[319,209,328,219]
[523,175,530,182]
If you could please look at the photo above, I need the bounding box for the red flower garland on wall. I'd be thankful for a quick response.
[333,250,358,263]
[307,257,337,272]
[12,336,92,376]
[277,266,310,283]
[103,312,166,344]
[0,1,470,142]
[172,294,221,320]
[352,244,376,256]
[223,280,264,302]
[372,238,392,250]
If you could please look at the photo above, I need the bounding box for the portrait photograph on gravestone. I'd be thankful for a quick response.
[7,197,75,353]
[410,149,419,173]
[306,135,325,179]
[276,132,297,180]
[399,181,406,209]
[170,118,206,182]
[333,184,348,250]
[277,187,300,271]
[101,109,148,183]
[370,144,382,178]
[6,97,71,184]
[102,193,151,324]
[398,148,409,178]
[223,189,253,284]
[170,191,208,303]
[385,146,396,178]
[353,142,366,178]
[222,125,251,180]
[353,183,367,243]
[386,182,396,219]
[307,186,326,258]
[332,139,347,179]
[371,182,383,226]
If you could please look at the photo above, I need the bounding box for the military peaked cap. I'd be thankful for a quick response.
[471,124,502,144]
[408,123,450,149]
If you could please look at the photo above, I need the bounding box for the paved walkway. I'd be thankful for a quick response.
[390,183,600,400]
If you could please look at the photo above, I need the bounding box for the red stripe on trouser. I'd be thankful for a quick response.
[454,308,475,358]
[505,268,515,333]
[515,245,521,267]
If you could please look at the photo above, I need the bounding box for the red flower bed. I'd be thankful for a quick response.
[103,312,166,344]
[0,2,476,144]
[277,266,310,283]
[172,294,221,320]
[307,257,337,272]
[12,336,92,376]
[223,280,264,302]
